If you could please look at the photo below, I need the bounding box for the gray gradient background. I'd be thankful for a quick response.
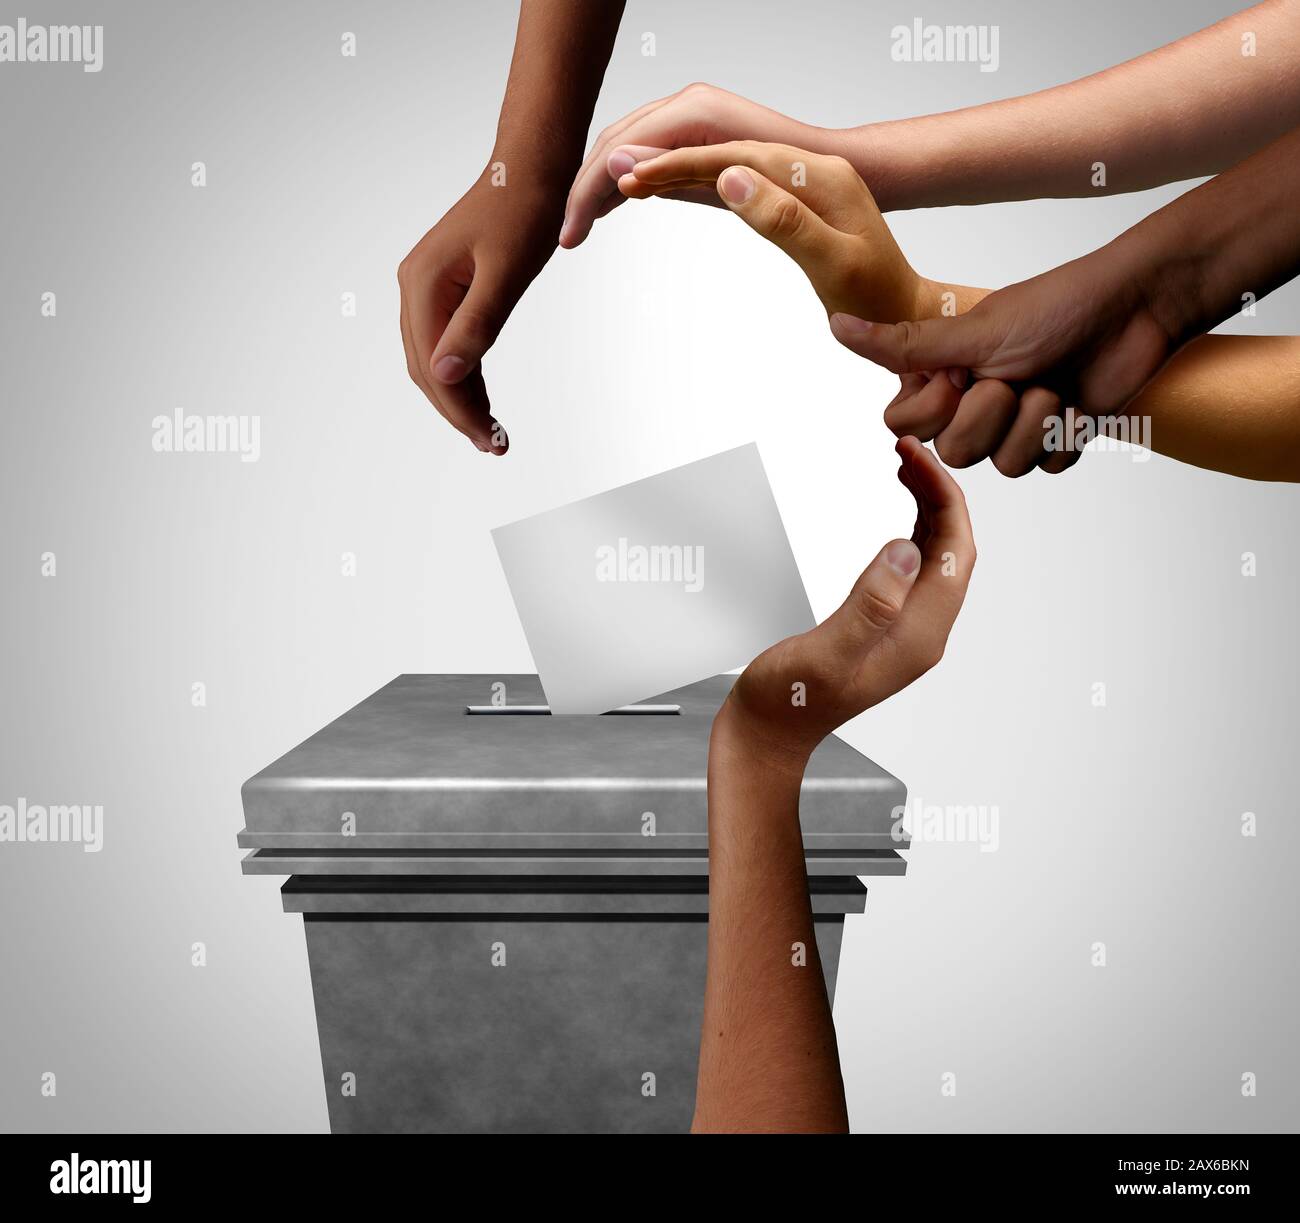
[1,0,1296,1132]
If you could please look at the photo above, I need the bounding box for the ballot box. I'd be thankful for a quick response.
[239,674,908,1133]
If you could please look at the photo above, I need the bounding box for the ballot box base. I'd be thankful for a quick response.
[283,875,868,1134]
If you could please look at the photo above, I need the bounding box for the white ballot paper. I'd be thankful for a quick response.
[492,443,815,715]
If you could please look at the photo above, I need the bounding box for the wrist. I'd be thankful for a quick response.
[710,693,814,786]
[838,119,937,213]
[1108,203,1220,350]
[469,154,569,230]
[913,277,991,318]
[910,275,950,321]
[486,140,581,195]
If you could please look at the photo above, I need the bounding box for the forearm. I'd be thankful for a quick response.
[694,702,848,1134]
[1123,125,1300,351]
[1125,335,1300,481]
[841,0,1300,210]
[491,0,625,187]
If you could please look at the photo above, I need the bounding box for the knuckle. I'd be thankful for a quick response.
[824,154,857,180]
[1023,387,1060,419]
[456,304,504,344]
[893,319,921,363]
[854,586,905,634]
[768,196,805,240]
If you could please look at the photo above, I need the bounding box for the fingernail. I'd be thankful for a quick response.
[831,313,872,334]
[434,355,467,384]
[718,167,755,205]
[947,367,968,389]
[886,540,921,576]
[607,151,636,178]
[607,150,637,178]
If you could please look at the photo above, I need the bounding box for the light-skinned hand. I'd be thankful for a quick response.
[618,141,952,323]
[559,84,836,249]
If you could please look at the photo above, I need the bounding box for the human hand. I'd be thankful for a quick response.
[830,245,1175,477]
[617,141,962,324]
[718,437,975,770]
[558,84,837,249]
[398,173,564,454]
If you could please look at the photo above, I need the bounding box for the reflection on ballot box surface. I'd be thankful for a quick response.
[239,673,908,1133]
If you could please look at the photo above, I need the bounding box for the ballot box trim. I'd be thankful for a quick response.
[236,827,908,850]
[242,847,907,877]
[279,873,869,916]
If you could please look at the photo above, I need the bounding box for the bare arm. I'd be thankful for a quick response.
[884,333,1300,483]
[622,141,1300,482]
[399,0,624,452]
[695,441,976,1132]
[835,123,1300,477]
[492,0,626,180]
[861,0,1300,208]
[697,716,846,1132]
[565,1,1300,240]
[1125,335,1300,481]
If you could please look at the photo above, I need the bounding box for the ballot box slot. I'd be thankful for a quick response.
[464,704,681,715]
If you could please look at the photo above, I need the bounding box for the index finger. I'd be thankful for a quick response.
[630,142,870,230]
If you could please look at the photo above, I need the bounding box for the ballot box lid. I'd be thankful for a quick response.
[239,674,907,856]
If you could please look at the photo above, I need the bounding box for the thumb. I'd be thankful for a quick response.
[829,311,992,376]
[428,270,516,386]
[715,165,843,279]
[820,538,922,655]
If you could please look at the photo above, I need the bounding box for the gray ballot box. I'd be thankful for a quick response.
[239,674,907,1133]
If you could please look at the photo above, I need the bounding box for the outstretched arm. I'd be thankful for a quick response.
[563,1,1300,240]
[622,142,1300,483]
[1125,336,1300,482]
[860,0,1300,209]
[696,440,976,1132]
[832,123,1300,476]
